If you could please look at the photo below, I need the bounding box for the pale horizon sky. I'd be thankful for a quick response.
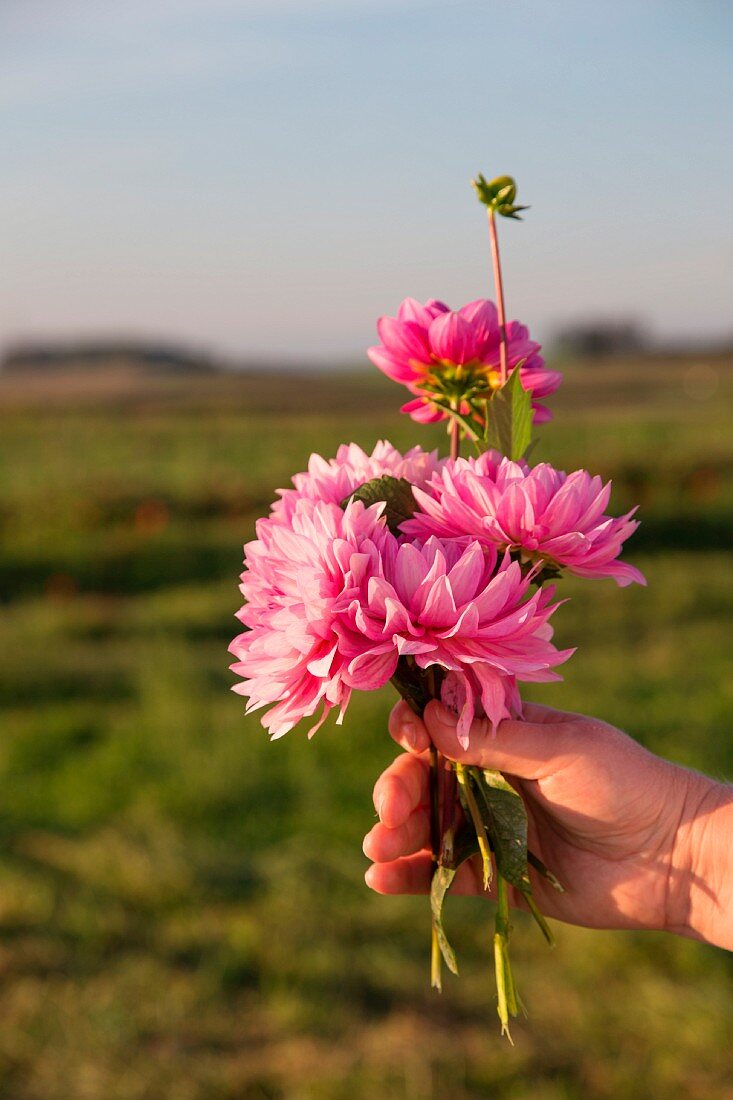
[2,0,732,362]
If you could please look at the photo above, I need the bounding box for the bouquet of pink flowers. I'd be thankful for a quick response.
[229,175,644,1035]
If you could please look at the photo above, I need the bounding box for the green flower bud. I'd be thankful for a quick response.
[471,173,529,219]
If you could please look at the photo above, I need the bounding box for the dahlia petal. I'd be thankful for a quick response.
[377,316,432,362]
[428,311,479,364]
[383,595,416,635]
[571,560,647,586]
[424,298,450,314]
[397,297,442,329]
[503,482,536,540]
[473,664,510,734]
[396,636,436,656]
[458,298,499,355]
[436,601,479,638]
[408,454,640,585]
[394,542,430,601]
[441,671,476,751]
[456,688,476,749]
[420,574,457,627]
[345,647,398,690]
[531,404,553,424]
[335,688,352,725]
[307,703,333,738]
[306,645,337,678]
[521,366,563,398]
[367,345,421,384]
[400,396,446,423]
[446,541,484,604]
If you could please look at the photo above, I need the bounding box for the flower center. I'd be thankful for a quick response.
[411,358,504,412]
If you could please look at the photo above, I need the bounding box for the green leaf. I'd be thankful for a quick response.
[430,866,459,975]
[527,849,565,893]
[469,768,531,891]
[429,824,479,976]
[341,475,417,535]
[524,893,555,946]
[485,367,532,460]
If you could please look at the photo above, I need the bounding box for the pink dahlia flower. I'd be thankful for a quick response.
[272,440,440,524]
[229,498,398,739]
[404,456,646,587]
[337,537,573,746]
[367,297,562,425]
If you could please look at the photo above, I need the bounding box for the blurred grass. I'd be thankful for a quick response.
[0,357,732,1099]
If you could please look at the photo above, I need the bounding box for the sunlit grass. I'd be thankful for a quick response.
[0,360,731,1098]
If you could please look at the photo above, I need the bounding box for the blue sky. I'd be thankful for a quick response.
[1,0,732,360]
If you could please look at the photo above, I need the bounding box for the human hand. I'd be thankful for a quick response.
[363,700,733,948]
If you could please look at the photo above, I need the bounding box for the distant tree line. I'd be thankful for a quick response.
[1,340,217,375]
[553,321,648,358]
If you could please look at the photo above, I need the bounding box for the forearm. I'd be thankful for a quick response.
[667,772,733,950]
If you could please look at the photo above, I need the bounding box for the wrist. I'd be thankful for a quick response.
[666,771,733,949]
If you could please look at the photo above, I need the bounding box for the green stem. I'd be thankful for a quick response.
[431,921,442,991]
[455,764,492,889]
[494,872,518,1039]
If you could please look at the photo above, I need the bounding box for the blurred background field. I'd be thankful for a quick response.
[0,355,732,1099]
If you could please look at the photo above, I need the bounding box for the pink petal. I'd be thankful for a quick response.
[393,542,430,602]
[458,299,499,355]
[428,311,479,364]
[345,647,398,689]
[306,645,337,678]
[473,664,510,733]
[367,345,421,384]
[397,297,439,329]
[377,316,431,362]
[401,397,446,423]
[446,542,484,605]
[420,574,457,627]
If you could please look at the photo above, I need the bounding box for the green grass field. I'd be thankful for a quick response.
[0,357,732,1099]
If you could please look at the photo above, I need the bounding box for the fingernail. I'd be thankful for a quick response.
[401,718,418,748]
[430,701,457,726]
[362,828,375,858]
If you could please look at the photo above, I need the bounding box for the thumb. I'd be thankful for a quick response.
[423,700,578,781]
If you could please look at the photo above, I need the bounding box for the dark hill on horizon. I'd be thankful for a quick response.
[1,339,217,376]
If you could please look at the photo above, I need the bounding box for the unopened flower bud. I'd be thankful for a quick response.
[471,173,528,220]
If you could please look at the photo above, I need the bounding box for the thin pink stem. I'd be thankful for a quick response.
[449,417,460,461]
[488,209,509,385]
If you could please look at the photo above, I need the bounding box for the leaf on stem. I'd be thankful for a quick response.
[524,894,555,947]
[485,367,532,461]
[430,400,482,445]
[470,768,531,891]
[429,823,479,975]
[528,849,565,893]
[341,475,417,535]
[430,866,460,976]
[472,768,559,946]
